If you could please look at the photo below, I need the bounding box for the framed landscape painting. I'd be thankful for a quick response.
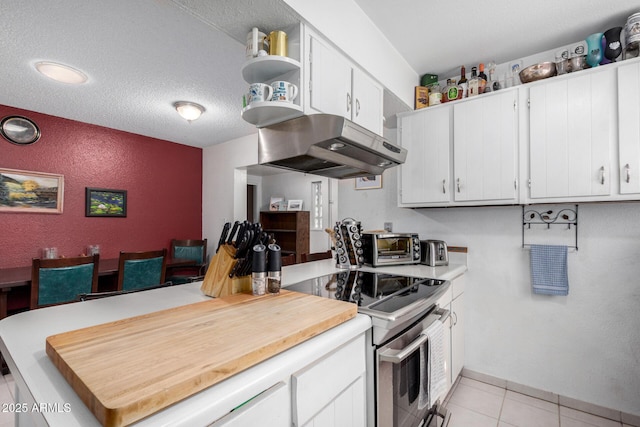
[85,187,127,217]
[0,168,64,214]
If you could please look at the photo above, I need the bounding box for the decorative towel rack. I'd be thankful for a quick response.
[522,205,578,250]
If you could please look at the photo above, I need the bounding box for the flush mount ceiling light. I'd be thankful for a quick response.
[174,101,205,122]
[35,61,88,84]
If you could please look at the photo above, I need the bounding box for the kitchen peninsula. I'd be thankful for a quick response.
[0,259,466,427]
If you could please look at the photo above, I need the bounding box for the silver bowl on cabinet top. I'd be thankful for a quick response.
[519,61,557,83]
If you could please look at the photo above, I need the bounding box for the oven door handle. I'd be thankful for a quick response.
[379,334,429,364]
[379,308,450,364]
[435,307,450,323]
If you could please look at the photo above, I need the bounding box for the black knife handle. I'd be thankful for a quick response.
[217,222,231,253]
[226,221,240,245]
[229,258,243,278]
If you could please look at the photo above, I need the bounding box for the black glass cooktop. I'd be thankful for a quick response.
[285,270,445,313]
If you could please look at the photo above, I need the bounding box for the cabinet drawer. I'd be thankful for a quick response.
[292,334,366,426]
[209,382,290,427]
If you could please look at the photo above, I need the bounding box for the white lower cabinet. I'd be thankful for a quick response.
[209,331,367,427]
[435,289,453,394]
[451,280,465,381]
[292,334,366,427]
[210,382,290,427]
[435,274,465,394]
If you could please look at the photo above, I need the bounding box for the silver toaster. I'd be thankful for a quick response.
[420,240,449,266]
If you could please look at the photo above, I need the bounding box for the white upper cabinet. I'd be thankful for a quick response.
[528,67,616,200]
[618,62,640,195]
[308,34,352,118]
[351,67,383,134]
[398,105,452,206]
[306,29,383,135]
[453,90,519,202]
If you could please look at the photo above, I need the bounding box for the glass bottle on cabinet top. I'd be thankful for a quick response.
[458,66,468,98]
[478,63,488,94]
[468,66,479,97]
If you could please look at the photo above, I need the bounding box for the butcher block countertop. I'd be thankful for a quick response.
[44,290,356,427]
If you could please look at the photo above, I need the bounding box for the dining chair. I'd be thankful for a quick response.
[167,239,208,284]
[117,249,167,292]
[301,250,333,263]
[30,254,99,309]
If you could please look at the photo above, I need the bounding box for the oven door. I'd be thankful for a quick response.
[375,307,450,427]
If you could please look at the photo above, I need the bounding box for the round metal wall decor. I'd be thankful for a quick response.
[1,116,41,145]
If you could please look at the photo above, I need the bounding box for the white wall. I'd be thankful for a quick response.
[338,168,640,416]
[259,172,335,253]
[283,0,418,107]
[202,133,258,254]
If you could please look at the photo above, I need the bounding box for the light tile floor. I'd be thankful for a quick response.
[0,373,636,427]
[444,377,637,427]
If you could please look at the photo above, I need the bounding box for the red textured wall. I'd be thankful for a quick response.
[0,105,202,268]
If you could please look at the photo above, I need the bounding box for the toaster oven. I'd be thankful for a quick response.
[361,232,421,267]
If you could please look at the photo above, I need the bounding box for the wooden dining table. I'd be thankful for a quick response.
[0,257,195,319]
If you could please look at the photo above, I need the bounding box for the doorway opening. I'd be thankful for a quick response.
[247,184,257,223]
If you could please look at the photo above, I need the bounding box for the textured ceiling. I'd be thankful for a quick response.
[0,0,299,148]
[354,0,640,79]
[1,1,639,149]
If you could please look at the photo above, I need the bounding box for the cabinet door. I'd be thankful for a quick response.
[309,35,351,119]
[292,335,365,426]
[302,375,365,427]
[435,289,453,393]
[451,292,465,382]
[529,69,615,199]
[618,62,640,194]
[210,382,290,427]
[398,106,452,205]
[454,91,518,202]
[352,67,383,135]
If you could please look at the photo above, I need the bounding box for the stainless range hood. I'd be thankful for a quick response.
[257,114,407,179]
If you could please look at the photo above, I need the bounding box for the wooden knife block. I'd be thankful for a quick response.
[201,244,251,297]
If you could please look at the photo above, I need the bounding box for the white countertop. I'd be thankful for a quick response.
[0,281,371,427]
[0,260,465,426]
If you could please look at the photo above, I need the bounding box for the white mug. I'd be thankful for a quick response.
[247,83,273,104]
[270,81,298,102]
[246,27,268,59]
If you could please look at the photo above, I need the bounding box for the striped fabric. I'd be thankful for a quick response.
[530,244,569,296]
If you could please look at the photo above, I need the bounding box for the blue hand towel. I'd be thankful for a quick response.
[530,244,569,296]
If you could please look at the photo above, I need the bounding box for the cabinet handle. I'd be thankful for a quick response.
[625,163,631,183]
[600,166,605,185]
[442,179,446,194]
[346,93,351,113]
[452,311,458,326]
[355,99,361,117]
[456,178,461,193]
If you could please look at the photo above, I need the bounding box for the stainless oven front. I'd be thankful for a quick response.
[375,307,450,427]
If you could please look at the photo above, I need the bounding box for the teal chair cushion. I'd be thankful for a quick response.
[122,257,164,291]
[38,264,95,306]
[174,246,204,264]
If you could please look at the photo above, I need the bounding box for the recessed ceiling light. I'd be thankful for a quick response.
[35,61,88,85]
[174,101,205,122]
